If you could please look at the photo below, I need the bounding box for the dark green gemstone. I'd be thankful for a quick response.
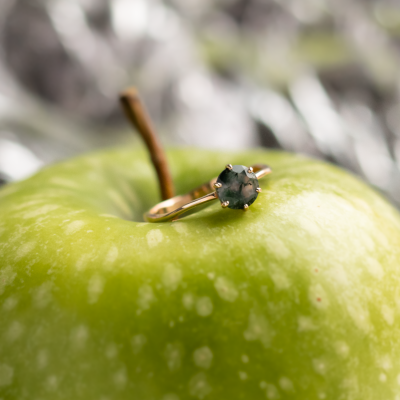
[216,165,259,209]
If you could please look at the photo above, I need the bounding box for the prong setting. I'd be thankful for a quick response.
[216,164,263,210]
[243,204,249,210]
[256,187,262,193]
[221,201,229,208]
[214,182,222,188]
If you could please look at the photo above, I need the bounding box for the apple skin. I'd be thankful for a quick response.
[1,148,400,400]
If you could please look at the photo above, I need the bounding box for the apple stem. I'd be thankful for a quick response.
[120,87,175,200]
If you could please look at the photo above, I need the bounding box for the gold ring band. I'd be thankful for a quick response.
[144,164,272,223]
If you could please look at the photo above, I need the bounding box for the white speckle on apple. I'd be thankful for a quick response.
[146,229,163,248]
[278,376,294,392]
[131,334,147,354]
[0,364,13,387]
[0,266,17,294]
[6,321,24,342]
[297,316,317,332]
[380,354,392,371]
[32,282,52,308]
[379,373,387,383]
[70,325,89,349]
[214,276,238,302]
[76,253,92,271]
[238,371,248,380]
[196,297,213,317]
[16,241,36,260]
[334,341,350,358]
[113,368,127,389]
[182,293,194,310]
[364,257,384,280]
[105,245,119,266]
[162,265,182,292]
[162,393,180,400]
[360,229,377,251]
[207,272,215,280]
[22,204,60,219]
[2,296,18,311]
[135,223,149,228]
[88,274,105,304]
[312,358,327,375]
[164,342,183,371]
[327,264,349,286]
[243,311,272,348]
[105,343,118,359]
[265,383,280,399]
[193,346,213,369]
[137,285,156,311]
[37,349,48,369]
[259,381,267,389]
[46,375,58,391]
[189,372,212,399]
[99,213,118,219]
[265,235,291,260]
[172,222,188,235]
[297,215,321,236]
[12,199,43,211]
[347,302,371,333]
[270,270,291,290]
[8,226,28,245]
[318,392,327,399]
[241,354,249,363]
[308,283,329,309]
[68,210,85,216]
[50,177,79,188]
[381,305,394,326]
[64,220,86,235]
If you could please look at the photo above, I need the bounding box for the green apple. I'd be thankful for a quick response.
[1,147,400,400]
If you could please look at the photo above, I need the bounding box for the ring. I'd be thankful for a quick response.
[144,164,272,222]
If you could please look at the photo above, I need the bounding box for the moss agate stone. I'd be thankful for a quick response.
[216,165,259,209]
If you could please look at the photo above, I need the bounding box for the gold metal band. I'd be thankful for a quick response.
[144,164,271,223]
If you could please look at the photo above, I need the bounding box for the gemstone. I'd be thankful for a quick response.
[216,165,259,209]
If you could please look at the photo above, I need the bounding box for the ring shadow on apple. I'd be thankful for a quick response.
[1,146,400,399]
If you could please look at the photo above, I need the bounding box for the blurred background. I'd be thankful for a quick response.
[1,0,400,206]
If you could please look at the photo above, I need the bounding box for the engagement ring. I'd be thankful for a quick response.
[144,164,272,222]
